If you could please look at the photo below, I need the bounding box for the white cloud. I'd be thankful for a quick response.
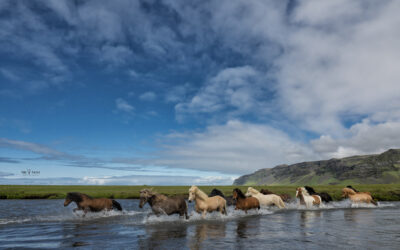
[0,138,65,157]
[144,120,315,174]
[0,174,235,185]
[175,66,271,120]
[311,120,400,159]
[115,98,134,113]
[139,91,156,101]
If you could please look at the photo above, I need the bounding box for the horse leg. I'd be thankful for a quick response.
[82,207,89,218]
[202,210,207,219]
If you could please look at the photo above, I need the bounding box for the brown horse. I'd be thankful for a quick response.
[233,188,260,213]
[342,188,377,205]
[296,187,321,208]
[64,192,122,216]
[260,189,292,202]
[139,189,189,219]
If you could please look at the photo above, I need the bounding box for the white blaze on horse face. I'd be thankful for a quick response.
[188,190,195,201]
[296,190,299,197]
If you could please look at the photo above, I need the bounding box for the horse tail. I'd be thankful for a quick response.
[112,200,122,211]
[183,199,189,219]
[223,199,228,215]
[371,198,378,206]
[278,196,285,208]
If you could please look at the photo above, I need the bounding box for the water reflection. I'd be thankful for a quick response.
[189,222,226,250]
[139,224,187,249]
[60,222,98,248]
[236,220,248,238]
[299,210,322,229]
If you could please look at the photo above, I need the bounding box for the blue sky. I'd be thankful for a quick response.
[1,0,400,185]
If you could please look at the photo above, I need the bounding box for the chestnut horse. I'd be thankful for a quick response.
[245,187,285,208]
[64,192,122,216]
[260,189,292,202]
[188,186,227,218]
[233,188,260,213]
[296,187,321,208]
[139,189,189,219]
[342,187,377,205]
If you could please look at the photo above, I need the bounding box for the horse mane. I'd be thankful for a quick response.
[248,187,259,194]
[300,187,310,196]
[304,186,317,195]
[346,185,359,193]
[209,188,225,198]
[233,188,246,199]
[190,186,208,200]
[66,192,91,202]
[140,189,167,201]
[260,189,274,195]
[342,187,356,195]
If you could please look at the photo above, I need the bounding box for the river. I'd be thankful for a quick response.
[1,200,399,249]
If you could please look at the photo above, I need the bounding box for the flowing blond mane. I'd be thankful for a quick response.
[247,187,260,195]
[189,185,208,200]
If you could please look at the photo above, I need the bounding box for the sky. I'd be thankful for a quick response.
[1,0,400,185]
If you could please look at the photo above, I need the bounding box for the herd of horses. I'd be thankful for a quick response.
[64,185,377,218]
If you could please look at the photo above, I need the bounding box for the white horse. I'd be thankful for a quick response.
[245,187,285,208]
[188,186,227,218]
[296,187,321,208]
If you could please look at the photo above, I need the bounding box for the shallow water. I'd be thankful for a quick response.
[0,200,399,249]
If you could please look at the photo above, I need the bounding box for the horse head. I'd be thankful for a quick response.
[233,188,245,200]
[64,192,82,207]
[342,187,356,198]
[188,185,198,203]
[295,187,303,198]
[139,189,154,208]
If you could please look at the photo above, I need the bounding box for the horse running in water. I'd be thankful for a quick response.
[260,189,292,202]
[139,189,189,219]
[304,186,333,203]
[188,186,227,218]
[64,192,122,216]
[245,187,285,208]
[296,187,321,208]
[342,187,377,205]
[209,188,235,206]
[233,188,260,213]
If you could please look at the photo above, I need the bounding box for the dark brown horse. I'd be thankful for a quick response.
[233,188,260,213]
[64,192,122,216]
[260,189,292,202]
[139,189,189,219]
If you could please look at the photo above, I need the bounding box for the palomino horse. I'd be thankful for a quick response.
[296,187,321,208]
[304,186,333,203]
[139,189,189,219]
[188,186,227,218]
[342,187,377,205]
[209,188,235,206]
[233,188,260,213]
[260,189,292,202]
[64,192,122,216]
[245,187,285,208]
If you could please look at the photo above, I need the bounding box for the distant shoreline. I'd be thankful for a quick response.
[1,184,400,201]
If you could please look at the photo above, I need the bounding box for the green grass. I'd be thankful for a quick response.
[1,184,400,201]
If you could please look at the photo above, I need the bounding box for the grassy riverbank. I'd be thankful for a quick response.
[1,184,400,201]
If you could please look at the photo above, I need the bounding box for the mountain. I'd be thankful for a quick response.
[233,149,400,185]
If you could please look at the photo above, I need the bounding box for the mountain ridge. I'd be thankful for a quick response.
[233,149,400,185]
